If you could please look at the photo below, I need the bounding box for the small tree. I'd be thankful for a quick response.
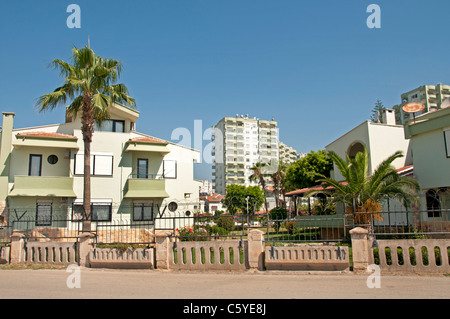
[222,184,265,216]
[370,98,385,123]
[285,150,333,190]
[308,148,420,231]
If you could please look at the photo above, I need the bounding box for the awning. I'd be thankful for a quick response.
[123,189,169,198]
[124,143,170,154]
[13,132,79,149]
[8,176,76,198]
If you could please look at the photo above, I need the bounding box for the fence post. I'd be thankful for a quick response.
[77,232,96,267]
[350,227,370,272]
[155,231,171,270]
[10,231,25,264]
[248,229,265,271]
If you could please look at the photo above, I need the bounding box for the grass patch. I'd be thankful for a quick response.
[0,263,68,270]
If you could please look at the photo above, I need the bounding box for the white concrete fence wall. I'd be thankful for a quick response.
[374,239,450,274]
[265,244,349,271]
[89,248,154,269]
[351,227,450,274]
[5,227,450,274]
[169,240,248,271]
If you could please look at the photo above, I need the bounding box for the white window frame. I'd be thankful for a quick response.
[163,160,177,179]
[74,152,114,176]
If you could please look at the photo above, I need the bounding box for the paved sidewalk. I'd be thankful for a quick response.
[0,268,449,299]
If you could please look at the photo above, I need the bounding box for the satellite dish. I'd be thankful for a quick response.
[402,102,425,123]
[441,97,450,109]
[402,102,425,113]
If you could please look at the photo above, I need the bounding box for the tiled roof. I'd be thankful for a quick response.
[396,165,414,177]
[206,193,225,202]
[16,132,77,139]
[128,136,168,144]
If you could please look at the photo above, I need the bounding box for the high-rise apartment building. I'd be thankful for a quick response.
[393,83,450,124]
[278,142,300,165]
[212,115,279,195]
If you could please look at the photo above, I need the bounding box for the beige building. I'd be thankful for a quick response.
[404,106,450,215]
[394,83,450,124]
[0,104,201,228]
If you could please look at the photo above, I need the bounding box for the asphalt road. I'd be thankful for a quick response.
[0,268,449,300]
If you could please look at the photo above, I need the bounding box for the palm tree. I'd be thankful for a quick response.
[249,162,269,213]
[36,46,136,231]
[270,161,288,208]
[308,148,420,227]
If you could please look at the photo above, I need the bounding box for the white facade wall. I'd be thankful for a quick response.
[326,121,411,182]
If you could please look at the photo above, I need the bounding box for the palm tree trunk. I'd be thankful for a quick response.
[261,178,269,214]
[82,93,94,232]
[82,139,91,232]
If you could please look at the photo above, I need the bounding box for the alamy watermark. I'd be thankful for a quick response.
[66,4,81,29]
[366,264,381,288]
[66,264,81,289]
[366,4,381,29]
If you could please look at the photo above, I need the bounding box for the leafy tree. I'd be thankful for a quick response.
[222,184,265,215]
[308,147,420,227]
[36,46,136,231]
[370,98,386,123]
[285,150,333,190]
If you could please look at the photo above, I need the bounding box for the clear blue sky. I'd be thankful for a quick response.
[1,1,450,180]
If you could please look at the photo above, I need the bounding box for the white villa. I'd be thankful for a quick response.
[0,104,201,231]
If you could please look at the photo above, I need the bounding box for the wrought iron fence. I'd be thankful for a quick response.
[95,219,155,245]
[9,217,83,242]
[156,212,250,242]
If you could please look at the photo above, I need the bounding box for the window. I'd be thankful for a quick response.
[137,159,148,179]
[133,202,153,221]
[74,153,113,176]
[72,200,112,221]
[36,201,52,226]
[29,154,42,176]
[47,155,58,165]
[72,203,85,221]
[168,201,178,212]
[164,160,177,179]
[92,204,112,221]
[426,190,441,218]
[95,120,125,132]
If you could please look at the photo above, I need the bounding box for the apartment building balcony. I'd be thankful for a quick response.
[9,176,76,197]
[123,174,169,198]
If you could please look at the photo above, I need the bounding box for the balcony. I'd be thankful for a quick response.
[123,174,169,198]
[9,176,76,197]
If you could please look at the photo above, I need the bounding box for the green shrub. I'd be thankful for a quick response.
[217,216,235,232]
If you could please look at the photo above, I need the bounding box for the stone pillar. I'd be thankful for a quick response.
[248,229,265,271]
[350,227,370,273]
[77,232,96,267]
[155,232,171,270]
[10,231,25,264]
